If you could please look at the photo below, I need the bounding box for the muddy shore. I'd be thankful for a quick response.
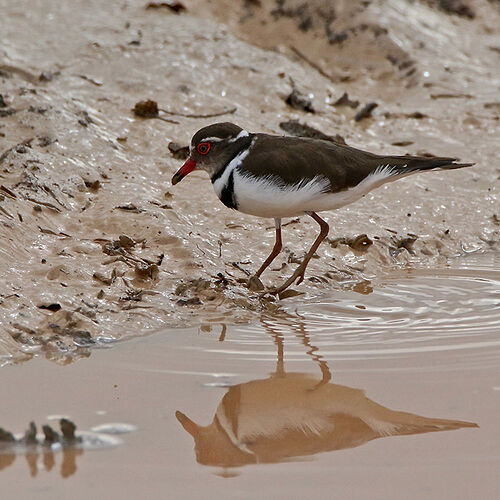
[0,0,499,364]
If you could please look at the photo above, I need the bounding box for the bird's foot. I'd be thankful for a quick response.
[267,265,307,296]
[295,269,306,285]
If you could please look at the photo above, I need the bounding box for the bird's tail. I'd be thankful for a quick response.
[386,156,474,176]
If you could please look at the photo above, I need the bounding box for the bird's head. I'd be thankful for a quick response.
[171,122,251,184]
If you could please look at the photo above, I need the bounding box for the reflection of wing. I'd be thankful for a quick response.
[359,405,478,437]
[215,373,477,456]
[177,373,478,467]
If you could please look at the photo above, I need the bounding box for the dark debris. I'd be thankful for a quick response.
[168,142,190,160]
[332,92,359,108]
[329,234,373,252]
[354,102,378,122]
[145,1,186,13]
[38,303,62,312]
[133,99,159,118]
[426,0,475,19]
[285,82,315,113]
[279,120,346,145]
[176,297,202,306]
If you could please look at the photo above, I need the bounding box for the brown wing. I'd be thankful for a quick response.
[241,135,470,193]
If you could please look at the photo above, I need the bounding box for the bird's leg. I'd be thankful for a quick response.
[270,212,329,294]
[254,218,282,278]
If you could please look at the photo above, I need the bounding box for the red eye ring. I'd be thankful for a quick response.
[197,142,211,155]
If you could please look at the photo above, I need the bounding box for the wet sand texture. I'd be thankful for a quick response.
[0,0,499,363]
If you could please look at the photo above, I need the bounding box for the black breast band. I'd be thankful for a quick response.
[220,170,237,210]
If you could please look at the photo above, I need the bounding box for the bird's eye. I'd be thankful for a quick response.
[197,142,211,155]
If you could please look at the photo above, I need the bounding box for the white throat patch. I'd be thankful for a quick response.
[212,139,255,198]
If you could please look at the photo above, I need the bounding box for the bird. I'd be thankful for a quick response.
[176,372,477,468]
[171,122,473,294]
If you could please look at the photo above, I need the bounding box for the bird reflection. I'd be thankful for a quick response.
[0,447,83,478]
[179,315,478,469]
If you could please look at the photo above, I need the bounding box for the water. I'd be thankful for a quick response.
[1,252,498,499]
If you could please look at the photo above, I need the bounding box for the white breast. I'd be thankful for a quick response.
[232,171,331,217]
[231,163,403,219]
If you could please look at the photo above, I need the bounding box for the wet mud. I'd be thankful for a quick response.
[0,0,498,363]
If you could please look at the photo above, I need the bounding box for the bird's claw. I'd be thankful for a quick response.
[295,270,306,285]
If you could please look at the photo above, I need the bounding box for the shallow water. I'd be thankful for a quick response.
[1,0,499,359]
[1,252,499,499]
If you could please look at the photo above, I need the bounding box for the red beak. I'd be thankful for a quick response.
[172,157,196,185]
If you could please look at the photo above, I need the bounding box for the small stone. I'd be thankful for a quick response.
[247,275,264,291]
[118,234,135,249]
[278,289,304,299]
[60,418,81,443]
[332,92,359,108]
[168,142,189,160]
[134,262,159,280]
[348,234,373,251]
[176,297,202,306]
[42,425,60,445]
[354,103,378,122]
[24,422,37,445]
[285,88,314,113]
[0,428,16,443]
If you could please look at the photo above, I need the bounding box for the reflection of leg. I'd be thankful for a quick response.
[25,451,38,477]
[0,453,15,471]
[218,324,227,342]
[271,212,329,294]
[262,316,285,377]
[275,332,285,377]
[311,362,332,390]
[295,321,332,389]
[254,218,282,278]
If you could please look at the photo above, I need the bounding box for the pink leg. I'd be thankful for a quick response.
[271,212,329,294]
[254,218,282,278]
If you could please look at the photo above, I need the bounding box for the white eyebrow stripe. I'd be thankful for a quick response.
[197,136,224,143]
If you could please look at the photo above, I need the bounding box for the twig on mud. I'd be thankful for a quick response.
[159,107,237,119]
[289,46,336,85]
[133,99,236,122]
[0,185,17,198]
[25,197,61,212]
[0,206,13,218]
[157,116,181,124]
[231,261,251,276]
[76,74,103,87]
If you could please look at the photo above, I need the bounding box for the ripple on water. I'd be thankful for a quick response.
[196,252,500,367]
